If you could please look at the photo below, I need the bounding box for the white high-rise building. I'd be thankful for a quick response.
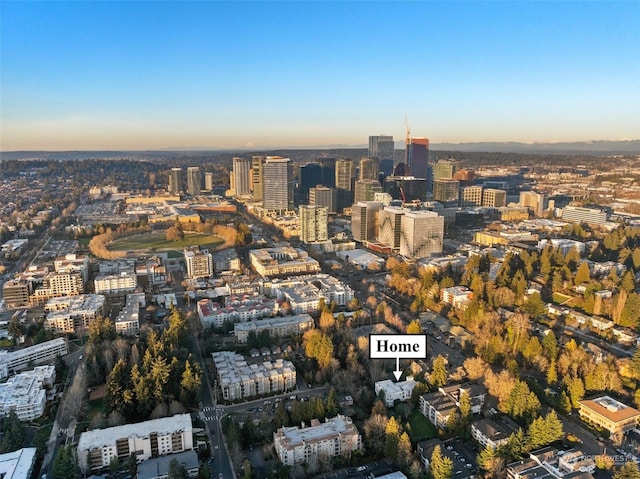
[299,205,328,243]
[520,191,547,216]
[233,157,252,196]
[400,210,444,258]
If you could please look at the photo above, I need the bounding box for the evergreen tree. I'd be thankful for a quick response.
[0,411,24,453]
[505,381,540,424]
[522,293,545,317]
[542,331,558,360]
[621,270,637,294]
[566,376,585,408]
[325,388,339,416]
[407,319,422,334]
[630,348,640,379]
[459,391,472,424]
[574,261,591,284]
[613,462,640,479]
[168,458,189,479]
[547,358,558,385]
[430,445,453,479]
[52,446,80,479]
[430,355,448,388]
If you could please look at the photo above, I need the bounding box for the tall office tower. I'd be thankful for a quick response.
[433,159,458,181]
[453,168,475,186]
[299,205,328,243]
[433,179,460,205]
[315,157,337,188]
[298,163,322,204]
[204,172,214,191]
[378,206,405,251]
[400,210,444,259]
[383,176,427,202]
[369,135,395,176]
[354,180,383,204]
[351,201,382,242]
[309,186,336,214]
[186,167,202,196]
[335,158,355,212]
[263,157,294,213]
[520,191,547,216]
[184,247,213,278]
[359,157,380,182]
[405,137,430,180]
[461,186,483,208]
[232,157,252,196]
[169,167,183,194]
[482,188,507,207]
[251,156,265,201]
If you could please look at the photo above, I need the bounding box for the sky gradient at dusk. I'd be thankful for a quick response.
[1,1,639,150]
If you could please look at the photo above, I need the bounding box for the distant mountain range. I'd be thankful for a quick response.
[1,140,639,161]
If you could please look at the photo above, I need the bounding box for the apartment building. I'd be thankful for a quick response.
[115,293,145,336]
[233,314,314,344]
[196,297,277,328]
[471,416,520,449]
[212,351,296,401]
[44,294,106,334]
[184,247,213,279]
[0,366,55,421]
[77,414,193,473]
[94,270,137,294]
[0,338,67,378]
[273,415,361,467]
[375,377,417,407]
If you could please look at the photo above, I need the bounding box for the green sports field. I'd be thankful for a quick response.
[109,232,223,257]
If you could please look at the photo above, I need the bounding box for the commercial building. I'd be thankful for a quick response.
[432,179,460,205]
[212,249,241,273]
[232,157,252,196]
[378,207,405,251]
[0,366,55,421]
[45,294,106,334]
[351,201,382,242]
[169,168,183,195]
[384,176,427,202]
[578,396,640,444]
[405,137,430,182]
[359,157,379,182]
[335,158,355,212]
[369,135,395,176]
[299,205,328,243]
[273,415,361,467]
[184,247,213,279]
[519,191,546,217]
[482,188,507,207]
[460,186,483,208]
[212,351,296,401]
[400,210,444,259]
[263,157,294,213]
[0,338,67,378]
[249,246,320,277]
[433,159,457,181]
[1,280,29,308]
[251,156,265,202]
[234,314,314,343]
[561,205,609,226]
[309,186,336,214]
[354,179,383,204]
[375,377,417,407]
[77,414,194,473]
[186,166,201,196]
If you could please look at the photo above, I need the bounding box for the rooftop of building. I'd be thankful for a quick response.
[77,413,192,451]
[276,415,357,446]
[579,395,640,422]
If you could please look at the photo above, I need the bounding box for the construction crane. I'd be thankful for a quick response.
[404,113,411,143]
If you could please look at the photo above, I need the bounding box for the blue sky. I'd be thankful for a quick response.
[1,1,639,150]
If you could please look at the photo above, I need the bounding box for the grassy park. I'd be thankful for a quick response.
[108,231,223,257]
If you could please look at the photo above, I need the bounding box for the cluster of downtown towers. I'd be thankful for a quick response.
[167,135,434,215]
